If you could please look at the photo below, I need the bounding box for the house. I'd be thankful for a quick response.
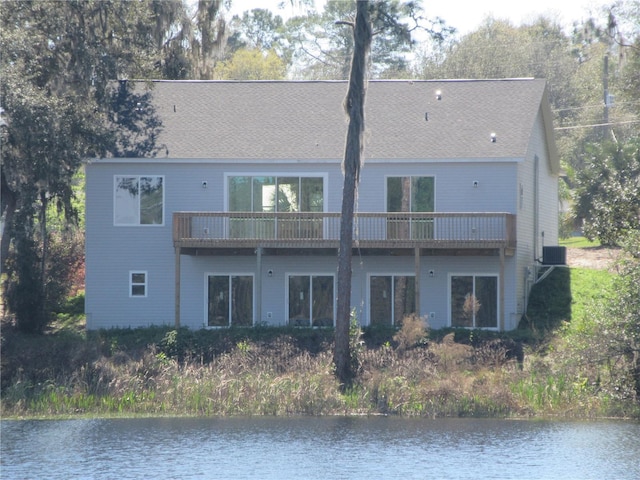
[84,78,560,331]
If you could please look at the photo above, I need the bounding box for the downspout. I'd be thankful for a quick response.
[500,247,505,331]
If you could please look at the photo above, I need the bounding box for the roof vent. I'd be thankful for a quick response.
[490,132,497,142]
[435,90,442,100]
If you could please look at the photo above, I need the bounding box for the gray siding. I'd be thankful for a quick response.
[515,108,560,322]
[360,160,517,213]
[85,79,557,331]
[85,163,175,329]
[86,158,523,330]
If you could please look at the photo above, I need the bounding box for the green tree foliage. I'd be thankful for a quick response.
[573,138,640,246]
[416,8,640,172]
[186,0,229,79]
[419,18,580,113]
[0,0,176,331]
[284,0,453,79]
[618,36,640,104]
[610,232,640,398]
[215,49,287,80]
[415,6,640,245]
[226,8,291,77]
[559,5,639,173]
[1,0,231,331]
[3,200,46,333]
[228,8,286,52]
[562,232,640,402]
[417,16,598,180]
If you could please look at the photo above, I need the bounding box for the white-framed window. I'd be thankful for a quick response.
[287,274,335,327]
[114,175,164,226]
[130,271,147,298]
[226,174,326,239]
[227,175,325,213]
[449,274,498,328]
[386,176,435,240]
[206,274,254,327]
[369,274,416,326]
[386,176,435,213]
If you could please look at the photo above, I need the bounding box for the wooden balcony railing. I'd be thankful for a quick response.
[173,212,516,251]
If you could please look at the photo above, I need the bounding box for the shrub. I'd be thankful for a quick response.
[3,229,84,333]
[393,314,428,352]
[520,266,571,331]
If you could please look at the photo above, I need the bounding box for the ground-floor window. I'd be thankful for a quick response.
[288,275,334,327]
[207,275,253,327]
[369,275,416,326]
[129,271,147,297]
[450,275,498,328]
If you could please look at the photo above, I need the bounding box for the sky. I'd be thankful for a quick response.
[228,0,613,35]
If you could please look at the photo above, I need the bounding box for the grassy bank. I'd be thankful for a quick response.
[2,260,638,419]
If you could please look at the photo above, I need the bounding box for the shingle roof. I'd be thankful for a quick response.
[132,78,556,163]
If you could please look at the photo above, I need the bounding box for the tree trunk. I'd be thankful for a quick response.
[39,190,48,324]
[0,182,17,272]
[334,0,371,387]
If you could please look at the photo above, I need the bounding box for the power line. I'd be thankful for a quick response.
[552,100,640,113]
[554,119,640,130]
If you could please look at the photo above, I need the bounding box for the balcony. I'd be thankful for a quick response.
[173,212,516,254]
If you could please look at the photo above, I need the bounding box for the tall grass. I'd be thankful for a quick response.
[0,327,543,418]
[2,329,636,418]
[2,259,638,419]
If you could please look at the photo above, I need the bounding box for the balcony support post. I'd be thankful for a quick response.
[256,247,262,325]
[175,246,181,328]
[414,247,421,317]
[499,247,505,331]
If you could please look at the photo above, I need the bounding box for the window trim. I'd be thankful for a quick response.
[204,272,255,328]
[448,272,499,329]
[129,270,148,298]
[114,175,165,227]
[285,272,336,327]
[367,272,417,326]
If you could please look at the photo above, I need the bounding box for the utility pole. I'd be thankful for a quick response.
[603,54,611,140]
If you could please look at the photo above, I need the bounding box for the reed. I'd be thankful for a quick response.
[1,316,637,419]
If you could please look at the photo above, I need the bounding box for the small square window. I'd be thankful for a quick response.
[130,271,147,297]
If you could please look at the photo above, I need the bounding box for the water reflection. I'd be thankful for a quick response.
[2,417,639,479]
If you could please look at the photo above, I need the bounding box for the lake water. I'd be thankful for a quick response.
[2,417,639,479]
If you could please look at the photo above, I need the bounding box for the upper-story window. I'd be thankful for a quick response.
[114,176,164,226]
[228,176,324,212]
[387,176,434,213]
[386,176,435,240]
